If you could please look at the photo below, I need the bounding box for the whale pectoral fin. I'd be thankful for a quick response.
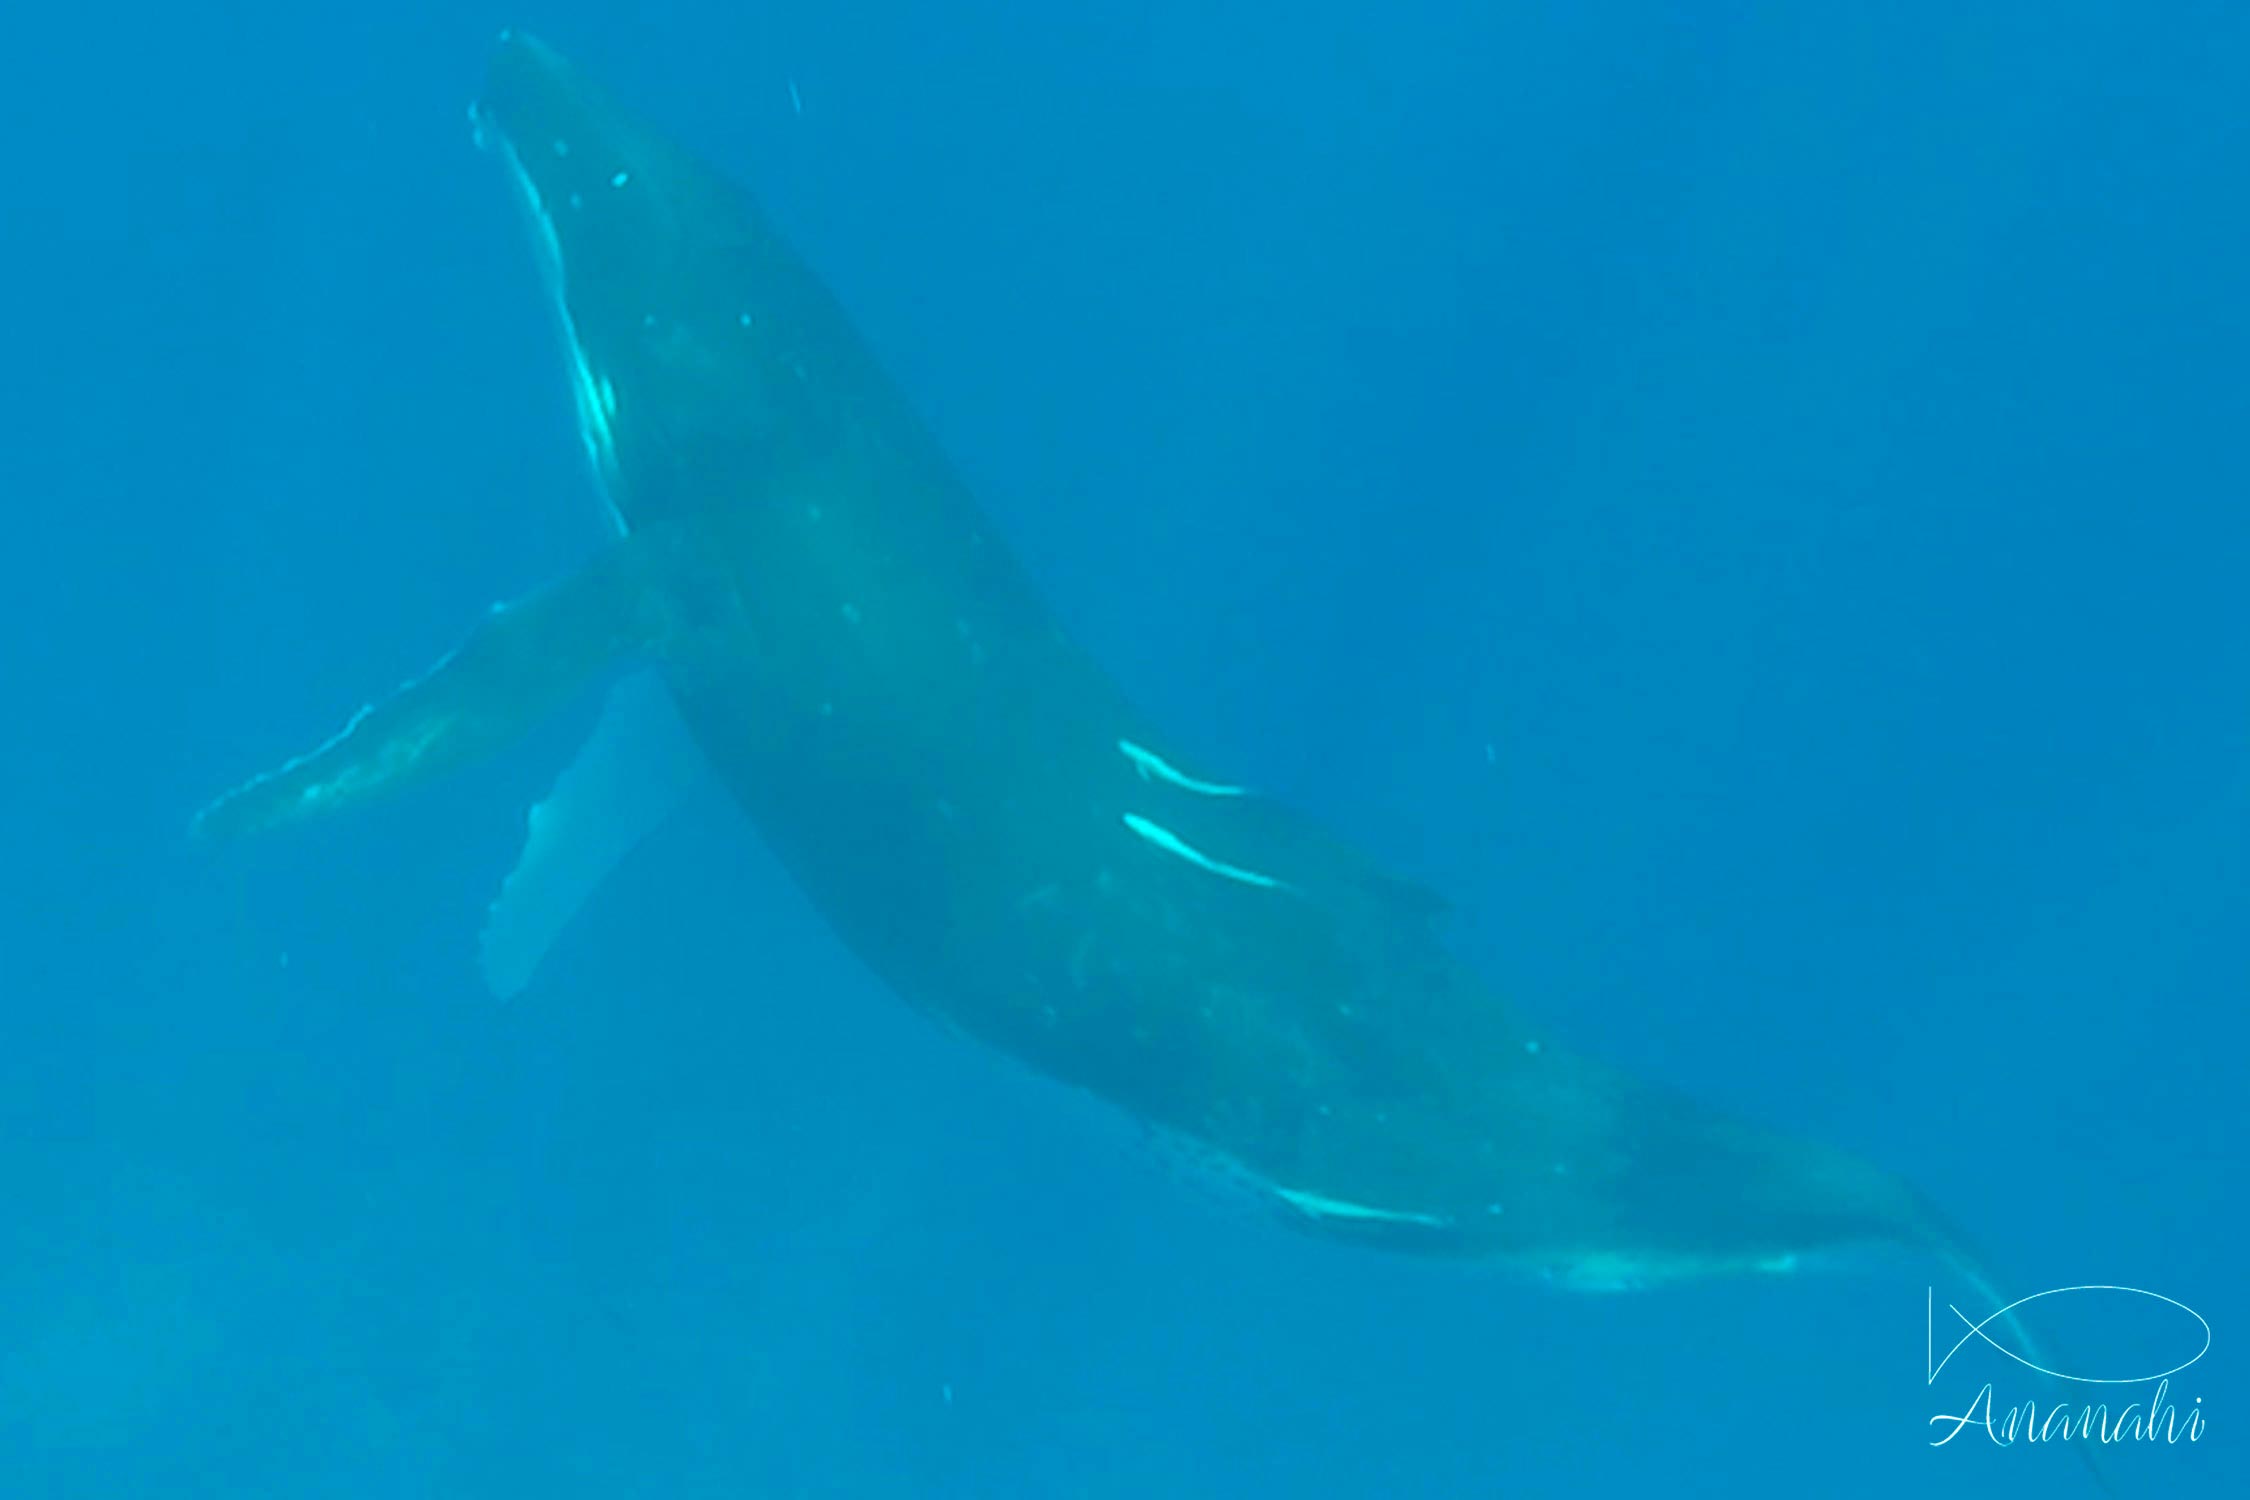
[192,533,681,842]
[479,671,708,998]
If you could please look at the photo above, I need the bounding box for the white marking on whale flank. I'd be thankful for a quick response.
[1117,739,1244,797]
[1120,813,1282,889]
[1528,1246,1811,1293]
[1274,1186,1451,1228]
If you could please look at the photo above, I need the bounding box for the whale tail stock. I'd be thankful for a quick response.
[1910,1198,2124,1498]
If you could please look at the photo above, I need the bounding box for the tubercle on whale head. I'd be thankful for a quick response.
[465,29,695,266]
[473,30,588,150]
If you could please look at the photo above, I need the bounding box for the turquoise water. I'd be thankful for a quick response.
[2,4,2240,1495]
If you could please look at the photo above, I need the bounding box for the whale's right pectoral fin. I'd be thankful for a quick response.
[193,530,686,843]
[478,669,710,999]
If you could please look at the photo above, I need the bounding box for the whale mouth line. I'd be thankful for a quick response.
[473,100,627,537]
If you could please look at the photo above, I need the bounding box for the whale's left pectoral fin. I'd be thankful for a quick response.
[193,531,684,842]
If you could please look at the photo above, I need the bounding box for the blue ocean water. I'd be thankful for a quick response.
[3,2,2241,1495]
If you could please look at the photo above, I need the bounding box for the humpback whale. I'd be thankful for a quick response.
[198,30,2101,1446]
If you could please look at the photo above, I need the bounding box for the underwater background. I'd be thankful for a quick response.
[2,2,2242,1495]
